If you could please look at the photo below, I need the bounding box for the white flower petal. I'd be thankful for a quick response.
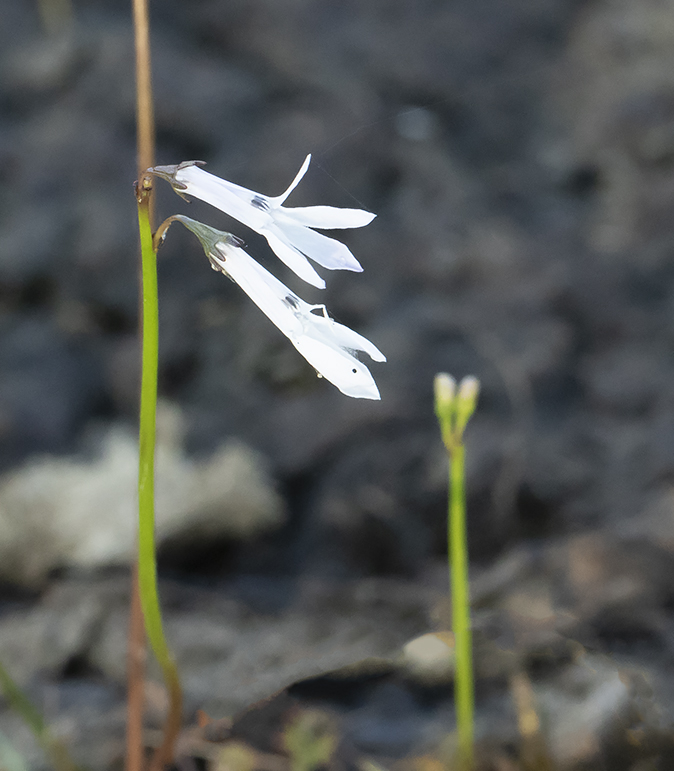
[326,320,387,362]
[212,176,260,200]
[275,221,363,272]
[175,217,385,399]
[210,245,305,339]
[264,229,327,289]
[165,156,376,287]
[218,242,382,397]
[271,154,312,205]
[291,336,381,399]
[176,165,271,231]
[283,206,376,229]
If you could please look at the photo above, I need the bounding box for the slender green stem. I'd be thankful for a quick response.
[0,661,76,771]
[434,374,478,770]
[448,442,474,770]
[136,182,183,770]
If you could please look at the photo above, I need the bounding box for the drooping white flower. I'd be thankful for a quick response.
[172,216,386,400]
[150,156,375,289]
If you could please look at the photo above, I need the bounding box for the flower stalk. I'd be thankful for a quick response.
[136,176,182,771]
[434,374,479,770]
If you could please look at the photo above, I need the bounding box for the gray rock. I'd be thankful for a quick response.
[0,403,285,586]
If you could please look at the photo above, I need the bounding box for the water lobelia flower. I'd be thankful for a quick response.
[150,155,375,289]
[169,216,386,399]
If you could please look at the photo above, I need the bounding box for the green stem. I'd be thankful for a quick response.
[449,441,474,770]
[136,186,183,770]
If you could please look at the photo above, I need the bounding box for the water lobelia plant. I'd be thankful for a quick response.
[133,165,383,766]
[133,85,382,771]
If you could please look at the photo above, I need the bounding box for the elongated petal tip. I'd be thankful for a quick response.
[322,375,381,400]
[293,335,382,399]
[274,154,312,204]
[275,222,365,273]
[343,380,381,400]
[265,230,327,288]
[327,320,385,363]
[353,210,376,227]
[352,389,381,400]
[282,206,376,230]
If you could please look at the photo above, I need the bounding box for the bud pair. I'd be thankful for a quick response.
[434,374,480,449]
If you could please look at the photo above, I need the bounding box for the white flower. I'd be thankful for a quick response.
[173,216,386,400]
[150,155,375,289]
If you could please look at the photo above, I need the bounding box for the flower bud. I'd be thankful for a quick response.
[455,376,480,436]
[434,372,457,410]
[434,372,457,447]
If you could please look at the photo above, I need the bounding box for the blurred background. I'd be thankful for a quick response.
[3,0,674,768]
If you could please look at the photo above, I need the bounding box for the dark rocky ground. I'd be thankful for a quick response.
[3,0,674,768]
